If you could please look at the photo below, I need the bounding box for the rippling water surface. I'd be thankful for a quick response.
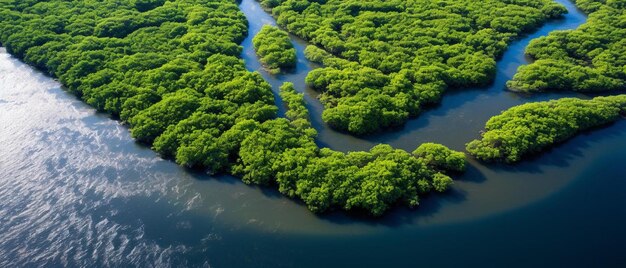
[1,0,625,266]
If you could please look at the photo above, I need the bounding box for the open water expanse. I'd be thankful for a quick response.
[0,0,624,266]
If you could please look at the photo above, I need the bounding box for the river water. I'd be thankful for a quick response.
[0,0,624,266]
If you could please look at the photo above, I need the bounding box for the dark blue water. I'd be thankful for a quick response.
[1,0,625,266]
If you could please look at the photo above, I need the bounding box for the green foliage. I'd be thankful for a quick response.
[413,143,466,172]
[133,0,166,12]
[273,144,465,216]
[128,89,201,143]
[467,96,626,163]
[507,0,626,92]
[245,84,466,216]
[303,45,332,63]
[574,0,607,13]
[279,82,316,135]
[264,0,566,134]
[252,25,296,74]
[0,0,466,216]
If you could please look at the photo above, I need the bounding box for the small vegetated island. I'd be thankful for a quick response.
[0,0,466,216]
[260,0,567,134]
[467,95,626,163]
[507,0,626,92]
[252,25,296,74]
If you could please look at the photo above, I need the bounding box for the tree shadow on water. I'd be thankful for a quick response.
[457,162,488,183]
[178,158,484,228]
[303,121,626,227]
[310,162,491,228]
[175,150,493,228]
[315,187,470,228]
[170,120,626,230]
[486,120,626,175]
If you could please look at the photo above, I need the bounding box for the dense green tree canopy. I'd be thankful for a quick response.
[261,0,566,134]
[467,95,626,163]
[507,0,626,92]
[252,25,296,74]
[0,0,466,216]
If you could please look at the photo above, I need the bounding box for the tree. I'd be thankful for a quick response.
[252,25,297,74]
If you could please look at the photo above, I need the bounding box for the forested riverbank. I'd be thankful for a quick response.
[0,0,623,215]
[3,0,626,267]
[507,0,626,92]
[260,0,567,134]
[465,0,626,163]
[0,0,465,216]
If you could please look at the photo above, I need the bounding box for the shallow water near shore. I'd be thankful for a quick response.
[1,0,625,266]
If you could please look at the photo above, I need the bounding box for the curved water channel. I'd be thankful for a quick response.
[0,0,625,266]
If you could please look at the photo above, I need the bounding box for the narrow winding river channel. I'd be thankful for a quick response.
[0,0,624,266]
